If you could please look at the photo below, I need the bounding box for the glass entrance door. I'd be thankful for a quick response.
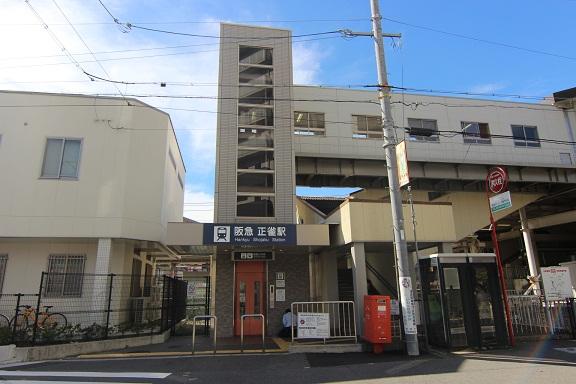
[442,267,468,347]
[234,261,265,336]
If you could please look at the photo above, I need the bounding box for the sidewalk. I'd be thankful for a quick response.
[77,335,286,358]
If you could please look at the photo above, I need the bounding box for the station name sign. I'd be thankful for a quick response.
[204,224,297,246]
[233,251,274,261]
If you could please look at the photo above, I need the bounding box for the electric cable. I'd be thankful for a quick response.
[50,0,130,104]
[1,100,574,145]
[380,16,576,62]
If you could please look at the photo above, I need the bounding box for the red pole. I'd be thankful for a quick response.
[486,185,515,347]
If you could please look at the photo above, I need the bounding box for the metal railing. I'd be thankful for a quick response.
[191,315,217,354]
[240,314,265,352]
[290,301,357,343]
[507,294,576,338]
[0,273,187,347]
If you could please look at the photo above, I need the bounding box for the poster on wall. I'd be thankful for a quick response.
[541,267,575,301]
[297,312,330,338]
[276,288,285,302]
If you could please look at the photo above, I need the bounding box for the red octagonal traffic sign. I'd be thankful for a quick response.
[487,167,508,194]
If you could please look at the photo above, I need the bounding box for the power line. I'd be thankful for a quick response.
[96,0,344,40]
[0,35,340,70]
[49,0,129,104]
[2,101,574,145]
[381,16,576,62]
[0,17,370,26]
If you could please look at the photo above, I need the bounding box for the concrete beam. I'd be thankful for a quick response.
[527,210,576,230]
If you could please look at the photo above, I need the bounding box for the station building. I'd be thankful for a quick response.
[165,23,576,343]
[1,23,576,349]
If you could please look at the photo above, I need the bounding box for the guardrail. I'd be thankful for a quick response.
[191,315,217,354]
[507,295,576,338]
[290,301,357,343]
[240,314,265,352]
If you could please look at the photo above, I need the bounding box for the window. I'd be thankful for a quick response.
[41,138,82,178]
[239,86,273,105]
[0,255,7,294]
[239,46,273,65]
[238,106,274,126]
[45,255,86,297]
[238,127,274,148]
[511,125,540,147]
[353,115,383,139]
[461,122,491,144]
[294,112,325,135]
[239,66,273,85]
[237,196,275,217]
[237,172,274,193]
[238,149,274,170]
[407,118,439,142]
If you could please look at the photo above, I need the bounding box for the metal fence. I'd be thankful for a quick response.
[291,301,357,343]
[0,273,187,346]
[507,293,576,338]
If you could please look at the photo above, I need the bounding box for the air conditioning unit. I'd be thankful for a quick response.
[129,297,148,324]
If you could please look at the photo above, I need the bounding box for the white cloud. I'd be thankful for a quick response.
[293,42,326,84]
[0,0,220,172]
[469,82,506,94]
[183,189,214,223]
[0,2,329,212]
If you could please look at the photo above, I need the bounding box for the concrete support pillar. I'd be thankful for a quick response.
[93,238,112,323]
[438,243,453,253]
[308,252,318,301]
[350,243,367,337]
[519,208,541,292]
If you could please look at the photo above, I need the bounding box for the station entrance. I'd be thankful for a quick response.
[234,261,265,336]
[420,253,508,349]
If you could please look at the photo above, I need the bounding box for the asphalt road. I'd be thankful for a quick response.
[1,339,576,384]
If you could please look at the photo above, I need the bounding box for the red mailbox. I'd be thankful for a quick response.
[364,295,392,354]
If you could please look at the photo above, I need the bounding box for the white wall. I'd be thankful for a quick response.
[292,86,574,168]
[0,91,185,242]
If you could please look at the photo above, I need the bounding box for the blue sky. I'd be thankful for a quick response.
[1,0,575,221]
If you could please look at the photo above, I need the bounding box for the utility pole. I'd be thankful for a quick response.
[344,0,420,356]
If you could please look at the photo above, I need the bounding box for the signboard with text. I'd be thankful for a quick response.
[297,312,330,338]
[541,267,574,301]
[232,252,274,261]
[487,167,508,194]
[204,224,296,246]
[489,190,513,213]
[396,140,410,187]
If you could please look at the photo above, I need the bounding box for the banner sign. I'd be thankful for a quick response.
[541,267,574,301]
[489,191,512,213]
[399,277,418,335]
[204,224,296,245]
[396,140,410,187]
[297,312,330,338]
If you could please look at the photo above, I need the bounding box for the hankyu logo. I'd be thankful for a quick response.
[487,167,508,194]
[213,226,230,243]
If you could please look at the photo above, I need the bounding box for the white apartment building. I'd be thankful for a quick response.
[0,90,185,295]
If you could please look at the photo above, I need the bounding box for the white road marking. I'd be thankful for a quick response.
[385,359,429,375]
[555,347,576,354]
[3,381,150,384]
[0,371,171,379]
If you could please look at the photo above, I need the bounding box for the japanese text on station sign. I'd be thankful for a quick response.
[204,224,296,245]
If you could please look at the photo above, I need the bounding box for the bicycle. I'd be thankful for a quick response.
[0,314,9,329]
[9,305,67,331]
